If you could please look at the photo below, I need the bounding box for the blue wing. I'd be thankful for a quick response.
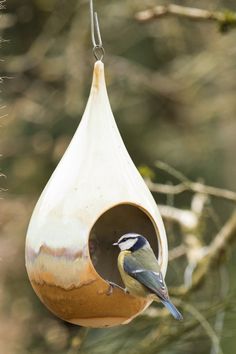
[123,255,168,301]
[123,254,183,320]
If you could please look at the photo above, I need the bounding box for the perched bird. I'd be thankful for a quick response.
[113,233,183,320]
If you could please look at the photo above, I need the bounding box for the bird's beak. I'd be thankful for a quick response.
[113,242,118,246]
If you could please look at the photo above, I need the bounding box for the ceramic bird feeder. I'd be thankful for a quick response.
[25,60,168,328]
[26,0,169,328]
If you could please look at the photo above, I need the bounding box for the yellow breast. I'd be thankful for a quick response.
[117,251,148,298]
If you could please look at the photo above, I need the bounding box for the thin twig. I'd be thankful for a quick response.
[135,4,224,22]
[4,0,77,73]
[183,302,224,354]
[171,210,236,296]
[145,161,236,202]
[135,4,236,32]
[149,179,236,202]
[210,265,229,354]
[168,244,186,261]
[158,204,198,229]
[207,210,236,261]
[131,300,230,354]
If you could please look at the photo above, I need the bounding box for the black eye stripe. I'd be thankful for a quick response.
[118,235,139,244]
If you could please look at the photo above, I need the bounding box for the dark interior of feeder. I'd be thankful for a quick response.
[89,204,159,287]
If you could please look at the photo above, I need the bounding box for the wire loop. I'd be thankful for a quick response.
[90,0,105,61]
[93,45,105,61]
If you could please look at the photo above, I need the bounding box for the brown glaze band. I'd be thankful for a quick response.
[30,275,147,328]
[26,244,148,327]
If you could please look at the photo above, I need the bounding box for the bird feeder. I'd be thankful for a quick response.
[25,61,168,328]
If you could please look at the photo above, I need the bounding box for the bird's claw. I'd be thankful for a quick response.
[106,281,128,295]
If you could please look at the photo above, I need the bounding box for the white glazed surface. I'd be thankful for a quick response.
[26,61,168,287]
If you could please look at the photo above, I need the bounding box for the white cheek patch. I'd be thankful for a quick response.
[119,238,137,251]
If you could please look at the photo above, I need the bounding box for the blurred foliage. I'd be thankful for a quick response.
[1,0,236,353]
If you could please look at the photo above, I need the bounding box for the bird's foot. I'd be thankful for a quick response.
[106,281,128,295]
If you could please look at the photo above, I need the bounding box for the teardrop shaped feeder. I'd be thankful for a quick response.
[25,61,168,328]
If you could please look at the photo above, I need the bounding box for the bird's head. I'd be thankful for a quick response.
[113,233,149,252]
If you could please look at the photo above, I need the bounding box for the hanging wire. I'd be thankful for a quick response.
[90,0,105,61]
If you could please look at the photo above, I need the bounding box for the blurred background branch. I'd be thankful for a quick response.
[135,4,236,33]
[144,161,236,202]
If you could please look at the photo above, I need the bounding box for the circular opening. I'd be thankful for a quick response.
[89,203,159,287]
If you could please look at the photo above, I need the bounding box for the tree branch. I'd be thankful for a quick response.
[171,210,236,296]
[135,4,236,32]
[168,244,186,261]
[148,179,236,202]
[158,204,199,229]
[144,161,236,202]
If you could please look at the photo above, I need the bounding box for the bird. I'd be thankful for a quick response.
[113,233,183,321]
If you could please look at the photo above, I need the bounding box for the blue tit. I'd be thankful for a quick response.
[113,233,183,321]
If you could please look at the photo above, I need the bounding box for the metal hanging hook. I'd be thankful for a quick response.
[90,0,105,61]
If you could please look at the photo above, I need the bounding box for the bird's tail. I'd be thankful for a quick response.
[161,299,183,321]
